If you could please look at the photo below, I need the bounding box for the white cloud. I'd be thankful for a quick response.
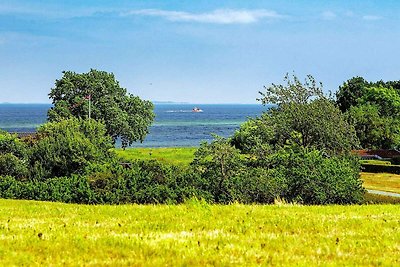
[321,11,337,20]
[124,9,284,24]
[362,15,383,21]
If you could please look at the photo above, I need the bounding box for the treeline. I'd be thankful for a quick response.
[0,72,372,205]
[337,77,400,149]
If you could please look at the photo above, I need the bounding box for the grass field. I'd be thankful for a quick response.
[0,199,399,266]
[361,172,400,194]
[114,147,196,166]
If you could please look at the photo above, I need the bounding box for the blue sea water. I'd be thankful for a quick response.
[0,103,266,147]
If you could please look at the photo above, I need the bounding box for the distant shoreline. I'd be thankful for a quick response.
[0,102,260,105]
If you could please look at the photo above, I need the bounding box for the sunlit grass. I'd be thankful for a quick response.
[360,160,392,165]
[114,147,196,166]
[361,172,400,194]
[0,199,399,266]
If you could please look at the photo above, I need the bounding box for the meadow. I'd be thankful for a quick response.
[0,199,399,266]
[361,172,400,194]
[114,147,197,166]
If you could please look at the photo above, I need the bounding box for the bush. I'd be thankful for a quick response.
[0,153,28,179]
[29,118,114,179]
[361,164,400,174]
[229,167,287,204]
[268,147,364,204]
[0,175,94,203]
[191,137,246,203]
[0,131,29,179]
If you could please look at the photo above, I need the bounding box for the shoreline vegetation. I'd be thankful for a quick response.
[116,147,400,203]
[1,72,400,264]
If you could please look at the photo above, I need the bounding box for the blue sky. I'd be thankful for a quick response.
[1,0,400,103]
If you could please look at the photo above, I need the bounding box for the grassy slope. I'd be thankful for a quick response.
[361,172,400,194]
[114,147,196,166]
[0,199,399,266]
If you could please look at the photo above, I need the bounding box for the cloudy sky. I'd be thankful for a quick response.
[1,0,399,103]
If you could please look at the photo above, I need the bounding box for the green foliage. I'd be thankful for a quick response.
[0,159,210,205]
[0,175,94,203]
[229,167,287,204]
[268,146,364,204]
[258,73,324,105]
[336,77,400,149]
[0,131,28,158]
[47,69,154,148]
[191,137,246,203]
[361,164,400,174]
[29,118,114,179]
[361,86,400,117]
[346,104,400,149]
[231,115,274,157]
[0,153,29,179]
[245,74,359,155]
[0,131,29,179]
[336,76,369,112]
[364,192,400,204]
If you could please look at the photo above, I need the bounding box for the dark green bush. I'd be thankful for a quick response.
[29,118,114,179]
[268,147,364,204]
[191,137,246,203]
[361,163,400,174]
[0,153,29,179]
[0,175,94,203]
[229,167,287,204]
[0,131,29,179]
[390,157,400,165]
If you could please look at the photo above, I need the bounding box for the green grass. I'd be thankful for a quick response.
[0,199,399,266]
[361,172,400,194]
[114,147,196,166]
[360,159,392,165]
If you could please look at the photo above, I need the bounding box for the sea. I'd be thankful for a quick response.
[0,103,267,147]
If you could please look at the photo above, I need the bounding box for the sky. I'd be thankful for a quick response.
[1,0,400,104]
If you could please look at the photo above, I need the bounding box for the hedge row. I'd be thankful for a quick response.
[361,163,400,174]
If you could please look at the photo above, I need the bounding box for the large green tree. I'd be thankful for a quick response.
[234,74,358,155]
[335,76,369,112]
[336,76,400,149]
[47,69,154,148]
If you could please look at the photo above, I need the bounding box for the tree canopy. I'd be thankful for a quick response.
[47,69,154,148]
[336,76,400,149]
[235,74,358,155]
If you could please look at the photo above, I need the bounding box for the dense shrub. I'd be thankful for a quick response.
[191,137,246,203]
[228,167,287,204]
[0,153,29,179]
[267,146,364,204]
[0,159,211,204]
[0,131,29,179]
[29,118,114,179]
[0,175,93,203]
[361,164,400,174]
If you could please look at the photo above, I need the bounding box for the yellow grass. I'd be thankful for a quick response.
[0,199,399,266]
[361,172,400,194]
